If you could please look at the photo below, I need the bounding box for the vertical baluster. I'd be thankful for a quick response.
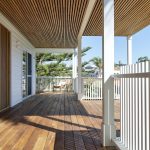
[85,78,86,99]
[98,79,99,99]
[91,79,94,99]
[90,78,92,100]
[92,79,94,100]
[89,78,91,100]
[90,79,92,100]
[120,67,123,143]
[135,64,139,150]
[99,79,100,99]
[114,79,116,99]
[119,79,120,99]
[87,78,88,99]
[126,66,130,147]
[126,65,129,148]
[96,79,98,99]
[122,66,125,144]
[84,79,85,99]
[88,78,90,100]
[132,64,136,150]
[91,79,93,99]
[116,79,118,99]
[138,63,142,150]
[118,79,119,99]
[93,79,95,99]
[117,79,119,99]
[146,61,150,150]
[100,78,102,99]
[82,78,85,99]
[142,62,146,150]
[123,66,126,145]
[116,79,117,99]
[117,79,118,99]
[129,64,132,150]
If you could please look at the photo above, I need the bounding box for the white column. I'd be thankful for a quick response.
[102,0,116,146]
[72,49,77,92]
[127,36,132,65]
[77,37,82,100]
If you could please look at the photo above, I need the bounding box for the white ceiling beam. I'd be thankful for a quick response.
[78,0,96,39]
[34,48,74,54]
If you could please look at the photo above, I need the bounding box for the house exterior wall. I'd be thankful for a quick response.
[0,13,36,107]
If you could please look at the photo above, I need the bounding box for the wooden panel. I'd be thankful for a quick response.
[0,24,10,111]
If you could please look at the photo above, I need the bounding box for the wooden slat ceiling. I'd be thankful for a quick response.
[0,0,150,48]
[0,0,89,48]
[84,0,150,36]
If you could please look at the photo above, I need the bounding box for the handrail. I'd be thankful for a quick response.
[36,76,72,79]
[112,72,150,78]
[82,77,102,79]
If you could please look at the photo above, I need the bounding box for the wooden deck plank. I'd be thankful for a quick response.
[0,93,119,150]
[69,94,86,150]
[72,100,97,150]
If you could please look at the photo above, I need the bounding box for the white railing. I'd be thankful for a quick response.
[37,76,121,99]
[82,77,102,100]
[36,77,73,93]
[112,61,150,150]
[82,77,120,100]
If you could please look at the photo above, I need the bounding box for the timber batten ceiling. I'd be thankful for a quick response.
[0,0,89,48]
[84,0,150,36]
[0,0,150,48]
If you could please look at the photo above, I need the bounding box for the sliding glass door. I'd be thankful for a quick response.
[22,52,32,98]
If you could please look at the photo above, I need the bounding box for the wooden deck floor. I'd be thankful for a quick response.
[0,93,120,150]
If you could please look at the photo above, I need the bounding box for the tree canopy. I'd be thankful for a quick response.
[36,47,92,77]
[137,56,149,63]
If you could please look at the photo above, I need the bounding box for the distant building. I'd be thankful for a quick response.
[83,65,120,77]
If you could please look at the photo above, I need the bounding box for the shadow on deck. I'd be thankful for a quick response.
[0,92,120,150]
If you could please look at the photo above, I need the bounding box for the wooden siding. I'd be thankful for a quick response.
[1,0,150,48]
[0,24,10,111]
[0,93,120,149]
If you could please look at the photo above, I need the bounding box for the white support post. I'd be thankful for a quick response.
[76,0,96,99]
[127,36,132,65]
[77,38,82,100]
[102,0,116,146]
[72,49,77,92]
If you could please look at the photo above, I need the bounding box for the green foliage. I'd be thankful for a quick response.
[90,57,103,69]
[137,56,149,63]
[36,47,92,77]
[36,63,72,77]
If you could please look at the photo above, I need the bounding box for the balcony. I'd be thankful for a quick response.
[0,0,150,149]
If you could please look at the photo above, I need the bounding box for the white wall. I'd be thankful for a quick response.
[0,13,36,107]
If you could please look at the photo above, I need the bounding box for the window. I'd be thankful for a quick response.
[22,52,32,98]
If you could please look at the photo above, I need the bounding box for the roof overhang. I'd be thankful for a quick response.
[1,0,150,48]
[35,48,74,54]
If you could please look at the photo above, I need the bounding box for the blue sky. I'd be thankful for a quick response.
[82,25,150,64]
